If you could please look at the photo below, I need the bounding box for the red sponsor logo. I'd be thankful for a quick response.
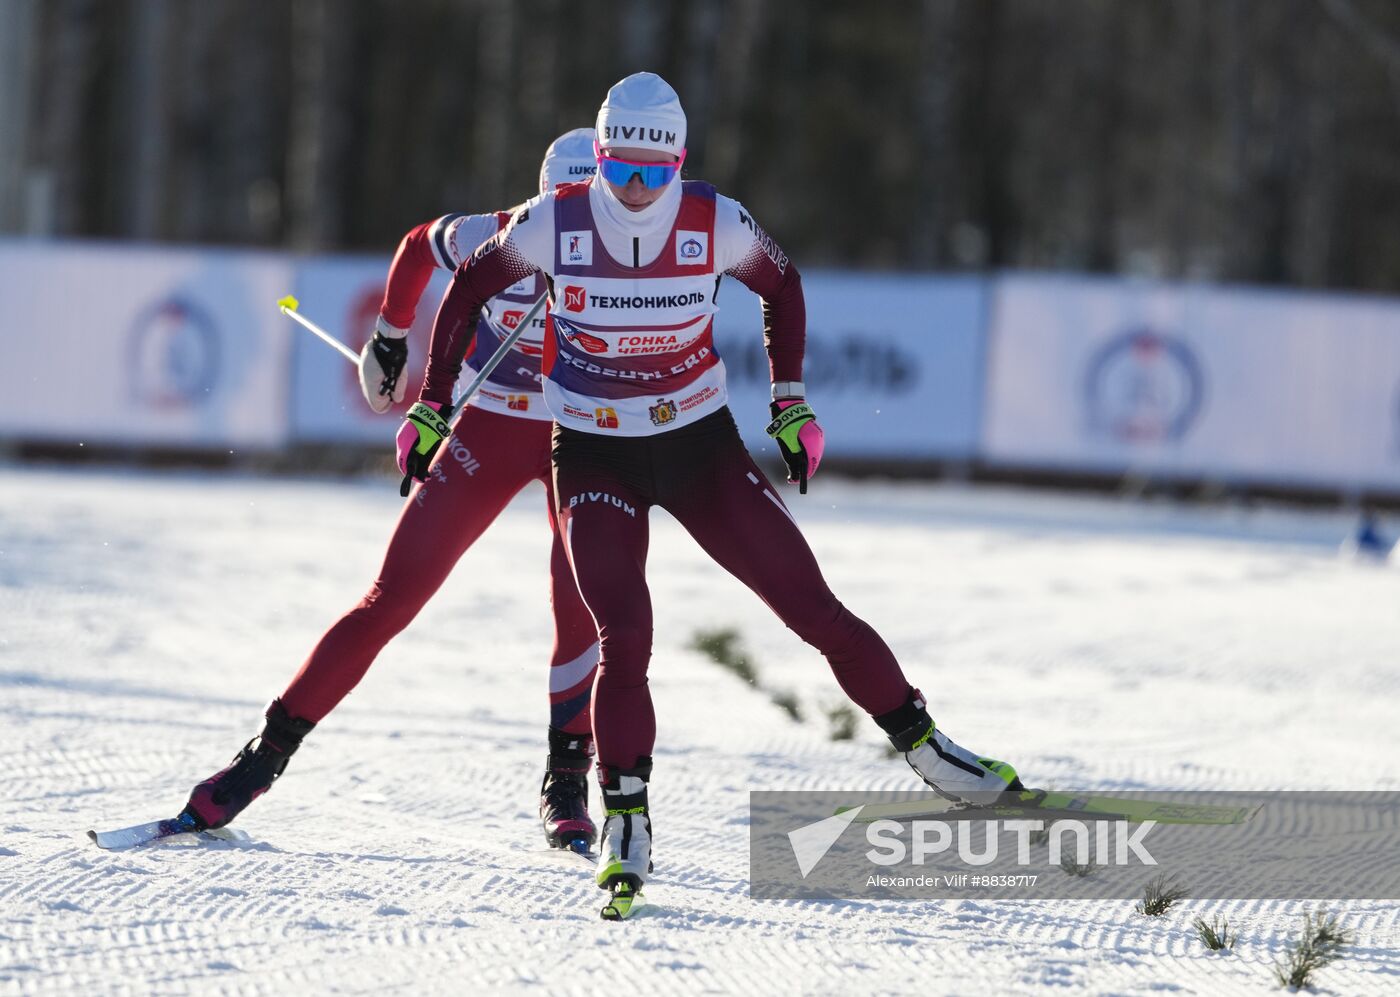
[500,309,525,330]
[507,395,530,411]
[563,285,587,312]
[679,385,719,411]
[594,407,619,429]
[569,330,609,354]
[518,343,544,356]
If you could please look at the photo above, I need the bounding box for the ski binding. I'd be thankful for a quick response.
[600,880,646,921]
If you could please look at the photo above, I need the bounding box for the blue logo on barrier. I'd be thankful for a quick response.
[128,297,220,409]
[1084,329,1203,443]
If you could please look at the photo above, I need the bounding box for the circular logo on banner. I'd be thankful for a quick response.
[1084,328,1204,443]
[128,297,220,409]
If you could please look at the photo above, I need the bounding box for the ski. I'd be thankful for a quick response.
[837,790,1261,826]
[533,844,600,869]
[600,881,646,921]
[531,843,645,919]
[88,812,252,850]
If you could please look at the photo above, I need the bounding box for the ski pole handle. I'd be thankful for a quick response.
[395,293,547,493]
[277,295,360,364]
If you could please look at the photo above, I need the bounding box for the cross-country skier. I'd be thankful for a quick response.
[180,129,604,852]
[400,74,1024,916]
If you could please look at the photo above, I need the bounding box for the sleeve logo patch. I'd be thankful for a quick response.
[676,231,709,265]
[561,230,593,266]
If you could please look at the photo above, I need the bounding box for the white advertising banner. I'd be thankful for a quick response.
[288,256,452,446]
[21,237,1399,495]
[712,271,987,460]
[291,265,988,459]
[982,275,1400,491]
[1,240,295,448]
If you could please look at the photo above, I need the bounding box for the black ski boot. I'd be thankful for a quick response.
[539,728,596,852]
[180,699,315,830]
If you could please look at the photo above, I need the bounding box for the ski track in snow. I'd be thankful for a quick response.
[1,465,1398,995]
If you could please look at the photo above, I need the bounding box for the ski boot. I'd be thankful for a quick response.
[539,728,596,854]
[180,698,315,830]
[875,691,1023,803]
[596,757,653,921]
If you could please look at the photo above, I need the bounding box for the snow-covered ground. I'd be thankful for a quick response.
[2,464,1397,995]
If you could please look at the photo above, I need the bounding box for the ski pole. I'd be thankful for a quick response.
[401,292,548,497]
[278,289,548,460]
[447,292,548,419]
[276,295,360,364]
[274,292,548,405]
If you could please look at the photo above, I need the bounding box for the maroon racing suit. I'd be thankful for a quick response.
[552,408,912,768]
[417,178,916,773]
[279,214,598,733]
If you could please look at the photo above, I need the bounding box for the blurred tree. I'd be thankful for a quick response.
[468,0,519,214]
[0,0,39,233]
[287,0,354,249]
[6,0,1400,295]
[126,0,172,240]
[913,0,958,268]
[31,0,103,237]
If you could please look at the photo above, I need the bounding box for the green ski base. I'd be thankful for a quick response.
[837,790,1262,826]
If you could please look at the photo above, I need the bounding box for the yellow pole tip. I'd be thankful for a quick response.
[277,295,299,311]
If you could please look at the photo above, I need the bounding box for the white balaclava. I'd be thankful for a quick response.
[539,127,598,194]
[592,72,687,234]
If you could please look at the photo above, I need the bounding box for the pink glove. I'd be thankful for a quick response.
[395,399,454,496]
[765,398,824,493]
